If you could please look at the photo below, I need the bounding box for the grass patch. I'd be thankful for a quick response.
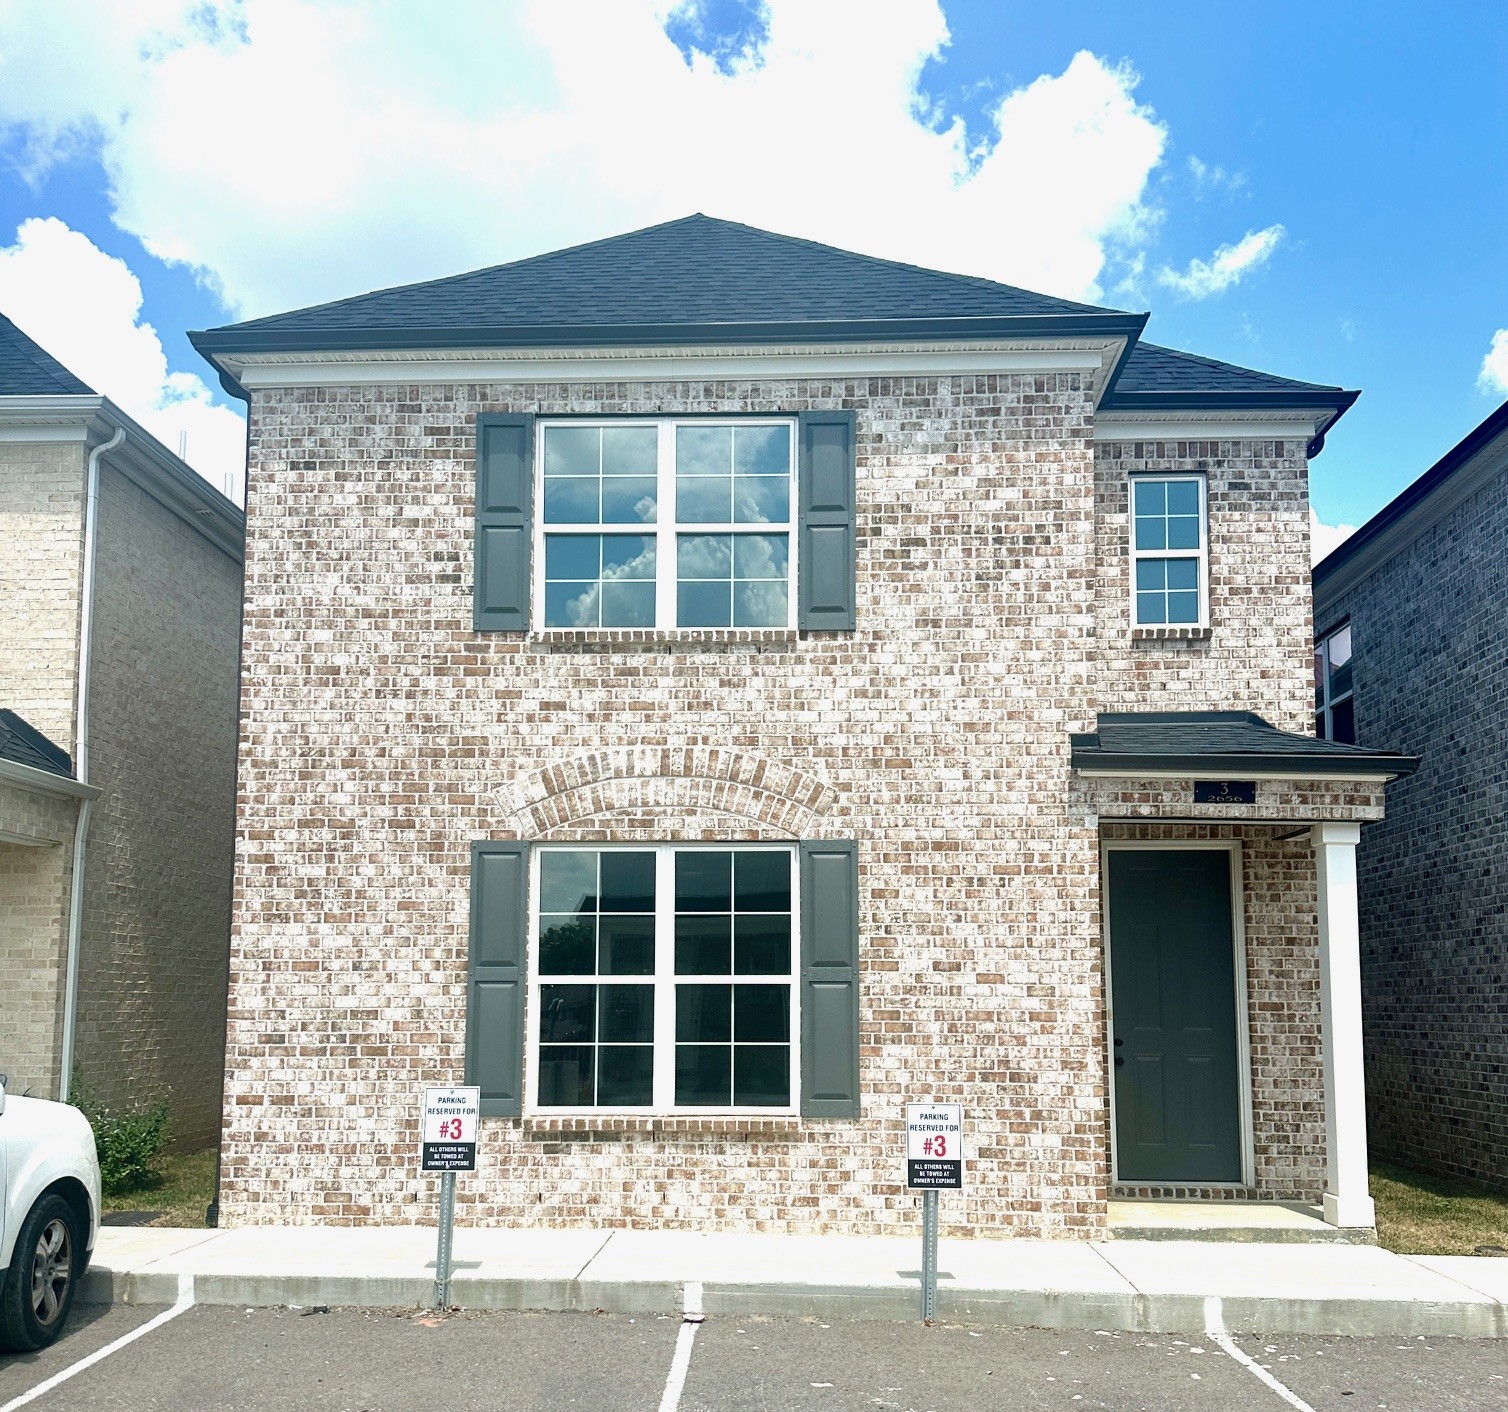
[100,1147,217,1228]
[1371,1162,1508,1256]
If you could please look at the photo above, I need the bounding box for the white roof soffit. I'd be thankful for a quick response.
[219,335,1132,397]
[0,395,243,560]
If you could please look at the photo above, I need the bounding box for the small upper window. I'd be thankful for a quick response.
[1315,622,1355,743]
[1130,474,1208,628]
[536,419,795,630]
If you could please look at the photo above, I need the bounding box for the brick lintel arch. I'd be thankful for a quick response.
[502,745,834,839]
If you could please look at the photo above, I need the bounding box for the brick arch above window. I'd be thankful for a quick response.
[501,745,835,839]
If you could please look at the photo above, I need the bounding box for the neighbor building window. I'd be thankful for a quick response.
[1315,622,1355,743]
[536,420,795,629]
[1130,474,1208,627]
[529,845,797,1113]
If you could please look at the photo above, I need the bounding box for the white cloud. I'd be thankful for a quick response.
[0,2,1168,317]
[1187,155,1246,197]
[1157,224,1286,300]
[1477,328,1508,396]
[1310,506,1357,565]
[0,218,246,498]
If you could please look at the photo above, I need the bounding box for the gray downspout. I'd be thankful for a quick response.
[58,423,125,1102]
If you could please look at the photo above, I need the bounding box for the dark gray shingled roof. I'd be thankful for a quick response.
[0,314,94,396]
[190,215,1356,420]
[0,709,73,777]
[1107,342,1355,409]
[197,214,1123,341]
[1070,711,1417,778]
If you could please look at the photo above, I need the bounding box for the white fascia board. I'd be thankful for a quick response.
[1075,766,1403,783]
[226,336,1127,392]
[0,395,244,559]
[1093,411,1324,442]
[0,759,100,801]
[0,395,106,441]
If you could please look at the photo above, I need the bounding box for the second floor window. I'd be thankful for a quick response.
[1315,622,1355,743]
[536,419,795,630]
[1130,474,1208,628]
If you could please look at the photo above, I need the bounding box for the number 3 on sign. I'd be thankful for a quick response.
[442,1118,462,1139]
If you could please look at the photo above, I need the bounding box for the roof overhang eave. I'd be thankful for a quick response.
[0,759,100,801]
[0,394,244,557]
[189,310,1150,360]
[1071,750,1419,781]
[1102,386,1359,431]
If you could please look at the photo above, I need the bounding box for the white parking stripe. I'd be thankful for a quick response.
[1203,1295,1317,1412]
[656,1281,703,1412]
[0,1274,195,1412]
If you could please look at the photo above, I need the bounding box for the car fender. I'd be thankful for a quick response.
[1,1097,101,1275]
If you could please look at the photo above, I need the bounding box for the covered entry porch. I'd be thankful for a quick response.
[1070,711,1418,1230]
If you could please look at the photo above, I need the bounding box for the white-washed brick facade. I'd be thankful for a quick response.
[220,371,1364,1233]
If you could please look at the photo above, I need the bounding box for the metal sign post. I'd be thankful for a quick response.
[904,1101,963,1323]
[420,1085,480,1310]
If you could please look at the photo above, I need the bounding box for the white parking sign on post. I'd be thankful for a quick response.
[421,1086,479,1172]
[420,1085,479,1309]
[905,1102,963,1189]
[904,1101,963,1324]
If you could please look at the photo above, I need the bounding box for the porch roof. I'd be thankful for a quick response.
[1070,711,1419,779]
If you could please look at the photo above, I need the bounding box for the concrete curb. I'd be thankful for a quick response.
[79,1228,1508,1338]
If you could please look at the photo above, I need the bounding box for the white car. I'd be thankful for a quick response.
[0,1076,101,1352]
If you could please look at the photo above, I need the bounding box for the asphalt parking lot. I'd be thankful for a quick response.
[1,1304,1505,1411]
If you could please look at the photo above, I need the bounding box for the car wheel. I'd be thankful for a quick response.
[0,1193,82,1352]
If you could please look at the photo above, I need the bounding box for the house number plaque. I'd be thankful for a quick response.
[1194,780,1256,805]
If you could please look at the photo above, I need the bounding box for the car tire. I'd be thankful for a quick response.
[0,1192,83,1352]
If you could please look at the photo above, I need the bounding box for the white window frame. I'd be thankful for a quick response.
[532,417,798,631]
[1314,621,1355,742]
[524,843,801,1117]
[1129,472,1209,629]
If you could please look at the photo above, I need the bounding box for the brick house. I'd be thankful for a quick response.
[1313,399,1507,1191]
[192,215,1416,1234]
[0,314,244,1148]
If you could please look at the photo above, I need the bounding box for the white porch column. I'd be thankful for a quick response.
[1312,822,1375,1228]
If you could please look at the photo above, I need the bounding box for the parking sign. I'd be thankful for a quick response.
[421,1086,480,1172]
[905,1101,963,1189]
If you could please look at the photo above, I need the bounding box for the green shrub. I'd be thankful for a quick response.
[70,1077,170,1195]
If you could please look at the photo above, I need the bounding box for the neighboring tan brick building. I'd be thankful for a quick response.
[193,216,1415,1234]
[1313,400,1508,1191]
[0,314,244,1148]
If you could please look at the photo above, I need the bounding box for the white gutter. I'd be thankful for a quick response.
[0,758,101,801]
[58,424,124,1102]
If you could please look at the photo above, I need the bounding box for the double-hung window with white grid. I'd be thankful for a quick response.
[1130,473,1208,627]
[528,844,798,1114]
[535,419,796,630]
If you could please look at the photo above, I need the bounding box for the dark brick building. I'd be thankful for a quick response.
[1313,400,1508,1191]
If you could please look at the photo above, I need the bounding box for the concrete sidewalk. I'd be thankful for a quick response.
[80,1225,1508,1338]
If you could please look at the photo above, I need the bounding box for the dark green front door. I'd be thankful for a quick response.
[1108,849,1243,1184]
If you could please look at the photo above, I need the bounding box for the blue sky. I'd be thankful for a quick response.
[0,0,1503,546]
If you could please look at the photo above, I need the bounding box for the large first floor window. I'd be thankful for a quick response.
[529,844,797,1113]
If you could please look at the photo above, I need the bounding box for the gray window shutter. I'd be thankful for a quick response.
[800,840,860,1117]
[467,841,527,1117]
[797,410,857,630]
[474,413,534,631]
